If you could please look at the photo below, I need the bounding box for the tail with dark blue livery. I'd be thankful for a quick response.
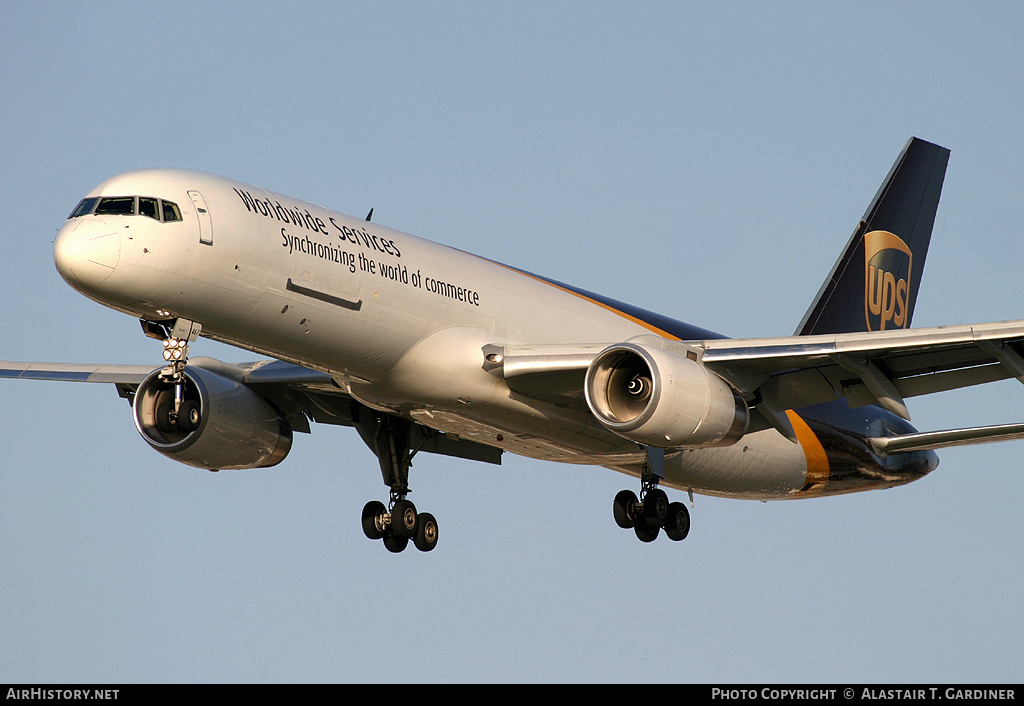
[796,137,950,336]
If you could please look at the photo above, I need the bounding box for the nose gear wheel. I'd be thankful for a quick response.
[143,318,204,437]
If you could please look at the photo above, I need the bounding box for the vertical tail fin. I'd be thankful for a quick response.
[796,137,950,336]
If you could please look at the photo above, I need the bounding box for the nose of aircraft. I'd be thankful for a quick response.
[54,218,120,291]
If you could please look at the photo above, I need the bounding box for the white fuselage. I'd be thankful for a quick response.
[53,169,908,500]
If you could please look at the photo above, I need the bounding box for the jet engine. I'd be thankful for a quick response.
[132,364,292,470]
[584,341,748,448]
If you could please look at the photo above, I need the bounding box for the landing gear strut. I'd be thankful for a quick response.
[612,448,690,543]
[354,407,439,553]
[142,318,202,434]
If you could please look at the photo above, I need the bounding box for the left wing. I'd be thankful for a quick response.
[699,319,1024,420]
[493,319,1024,451]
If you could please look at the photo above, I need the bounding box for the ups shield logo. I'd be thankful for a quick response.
[864,230,912,331]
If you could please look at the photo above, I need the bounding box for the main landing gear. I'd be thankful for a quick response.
[353,408,439,553]
[612,451,690,543]
[361,498,439,553]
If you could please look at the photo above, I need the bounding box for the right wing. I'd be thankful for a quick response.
[0,357,502,465]
[0,361,157,384]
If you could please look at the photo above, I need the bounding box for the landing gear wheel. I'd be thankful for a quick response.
[156,400,178,434]
[178,400,201,432]
[664,502,691,541]
[413,512,439,552]
[613,489,638,529]
[391,499,417,538]
[643,488,669,529]
[383,532,409,553]
[634,521,660,543]
[361,500,387,540]
[612,482,692,543]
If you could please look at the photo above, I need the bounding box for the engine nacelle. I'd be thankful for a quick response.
[584,342,748,448]
[133,364,292,470]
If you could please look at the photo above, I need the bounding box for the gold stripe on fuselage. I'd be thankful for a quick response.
[493,263,684,341]
[786,410,830,494]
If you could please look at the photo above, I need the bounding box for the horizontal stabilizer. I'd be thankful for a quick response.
[869,422,1024,455]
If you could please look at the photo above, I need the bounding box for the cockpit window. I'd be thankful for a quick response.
[95,196,136,216]
[139,197,160,220]
[68,197,99,219]
[96,196,137,216]
[161,200,182,222]
[66,195,184,223]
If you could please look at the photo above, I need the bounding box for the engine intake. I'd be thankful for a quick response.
[584,342,748,448]
[133,364,292,470]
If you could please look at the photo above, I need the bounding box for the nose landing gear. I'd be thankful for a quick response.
[141,317,203,434]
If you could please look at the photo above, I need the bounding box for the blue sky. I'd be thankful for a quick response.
[1,1,1022,683]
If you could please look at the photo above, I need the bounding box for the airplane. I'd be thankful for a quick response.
[5,136,1024,553]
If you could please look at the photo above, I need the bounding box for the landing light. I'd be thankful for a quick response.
[161,338,189,360]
